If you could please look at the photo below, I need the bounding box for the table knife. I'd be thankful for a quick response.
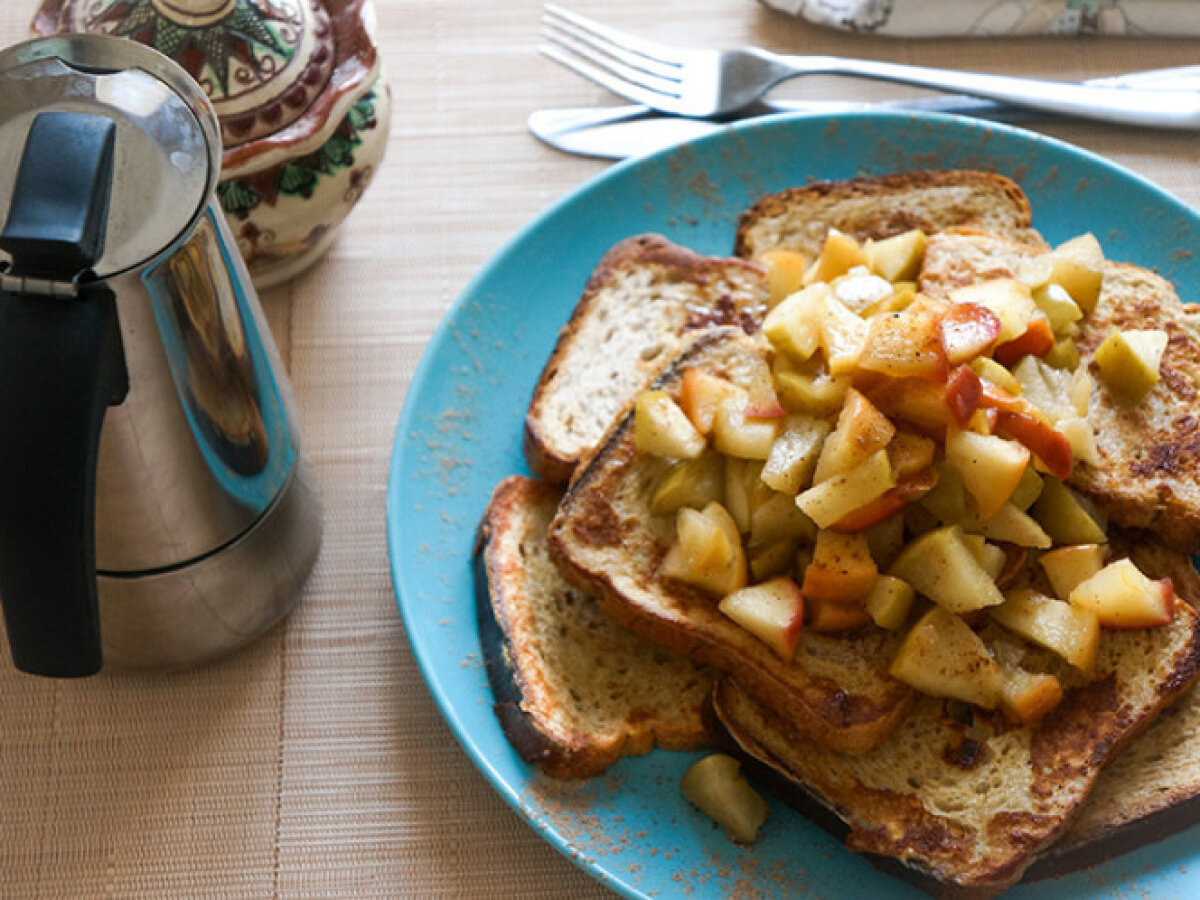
[530,66,1200,160]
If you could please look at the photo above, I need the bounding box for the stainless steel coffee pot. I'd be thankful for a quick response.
[0,35,322,677]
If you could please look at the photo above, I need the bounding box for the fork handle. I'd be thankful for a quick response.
[762,52,1200,130]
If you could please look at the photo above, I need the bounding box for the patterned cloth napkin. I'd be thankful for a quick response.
[760,0,1200,36]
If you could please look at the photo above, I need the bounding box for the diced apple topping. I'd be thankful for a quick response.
[712,397,781,460]
[796,448,895,529]
[813,228,869,283]
[949,278,1035,345]
[1039,543,1106,601]
[761,415,831,494]
[762,284,828,362]
[661,502,748,597]
[888,607,1003,709]
[720,576,806,659]
[990,588,1099,672]
[944,428,1031,520]
[813,389,895,483]
[864,575,915,630]
[1069,558,1175,629]
[801,529,877,603]
[636,391,706,459]
[1094,329,1169,403]
[630,225,1170,713]
[757,248,809,309]
[679,369,745,435]
[651,452,725,516]
[864,229,926,282]
[888,524,1005,614]
[680,754,770,844]
[1029,477,1107,545]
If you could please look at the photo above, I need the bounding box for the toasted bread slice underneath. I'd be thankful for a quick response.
[1027,545,1200,878]
[711,539,1200,894]
[524,235,767,484]
[920,230,1200,555]
[476,476,714,779]
[548,328,914,756]
[734,170,1045,261]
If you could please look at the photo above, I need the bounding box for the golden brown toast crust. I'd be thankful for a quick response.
[712,539,1200,894]
[920,231,1200,555]
[734,170,1046,261]
[524,234,767,483]
[476,476,715,779]
[547,328,914,756]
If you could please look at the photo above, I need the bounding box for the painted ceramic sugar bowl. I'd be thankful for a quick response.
[33,0,390,288]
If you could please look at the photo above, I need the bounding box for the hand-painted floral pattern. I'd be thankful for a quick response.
[760,0,1200,36]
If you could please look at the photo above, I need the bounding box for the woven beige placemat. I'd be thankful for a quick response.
[1,1,1199,898]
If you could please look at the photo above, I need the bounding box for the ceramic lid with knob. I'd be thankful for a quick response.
[33,0,375,176]
[0,34,219,282]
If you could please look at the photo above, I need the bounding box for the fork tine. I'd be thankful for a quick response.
[542,4,682,71]
[538,42,680,108]
[541,9,682,83]
[540,24,682,101]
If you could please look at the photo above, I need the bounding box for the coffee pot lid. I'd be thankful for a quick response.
[0,34,219,282]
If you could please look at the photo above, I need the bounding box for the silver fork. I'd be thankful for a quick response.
[540,3,1200,129]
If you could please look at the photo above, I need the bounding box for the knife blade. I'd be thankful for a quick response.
[530,66,1200,160]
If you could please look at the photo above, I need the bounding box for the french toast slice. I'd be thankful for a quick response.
[734,170,1045,261]
[709,535,1200,895]
[919,230,1200,555]
[524,235,768,484]
[547,328,914,756]
[475,476,714,779]
[1027,544,1200,878]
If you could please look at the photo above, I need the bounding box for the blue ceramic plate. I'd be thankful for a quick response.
[386,112,1200,899]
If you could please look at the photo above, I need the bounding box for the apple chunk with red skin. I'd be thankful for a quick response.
[857,300,949,382]
[941,302,1003,365]
[1069,558,1176,629]
[812,388,895,483]
[719,576,805,659]
[943,365,983,428]
[995,410,1073,481]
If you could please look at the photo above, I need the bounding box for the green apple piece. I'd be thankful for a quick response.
[990,588,1099,671]
[864,574,915,630]
[888,524,1005,614]
[959,502,1052,549]
[762,284,828,362]
[864,229,927,282]
[1032,282,1083,336]
[1009,466,1044,511]
[1029,478,1107,545]
[749,539,800,582]
[681,753,770,844]
[1049,234,1105,313]
[761,414,831,494]
[635,390,706,459]
[749,492,817,548]
[1093,329,1169,403]
[889,607,1003,708]
[919,463,967,524]
[651,452,725,516]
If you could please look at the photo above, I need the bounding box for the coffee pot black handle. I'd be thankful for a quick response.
[0,111,128,677]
